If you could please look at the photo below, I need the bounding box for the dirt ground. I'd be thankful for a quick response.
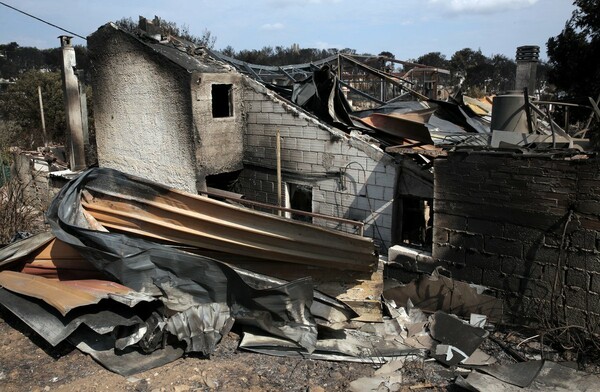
[0,307,447,392]
[4,305,600,392]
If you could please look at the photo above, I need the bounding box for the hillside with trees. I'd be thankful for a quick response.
[3,3,598,152]
[0,42,91,150]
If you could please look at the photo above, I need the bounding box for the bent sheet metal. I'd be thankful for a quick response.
[0,168,371,374]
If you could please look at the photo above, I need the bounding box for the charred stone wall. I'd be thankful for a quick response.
[88,25,244,193]
[88,27,198,192]
[432,151,600,327]
[190,72,244,181]
[238,80,398,252]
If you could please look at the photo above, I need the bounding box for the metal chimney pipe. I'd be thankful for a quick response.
[59,35,86,171]
[515,45,539,94]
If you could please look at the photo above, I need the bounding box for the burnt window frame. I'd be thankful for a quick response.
[211,83,233,118]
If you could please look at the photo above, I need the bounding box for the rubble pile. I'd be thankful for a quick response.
[1,168,599,391]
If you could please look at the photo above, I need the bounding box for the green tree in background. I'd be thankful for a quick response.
[546,0,600,141]
[0,70,65,148]
[547,0,600,102]
[488,54,516,93]
[0,42,89,80]
[416,52,451,69]
[450,48,493,95]
[0,41,93,150]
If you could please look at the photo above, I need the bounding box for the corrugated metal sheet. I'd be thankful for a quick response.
[19,237,106,280]
[354,112,434,145]
[81,173,377,272]
[0,271,152,315]
[0,232,54,269]
[21,259,106,280]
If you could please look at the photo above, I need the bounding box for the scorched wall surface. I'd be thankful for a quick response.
[88,28,198,193]
[239,81,398,253]
[433,151,600,328]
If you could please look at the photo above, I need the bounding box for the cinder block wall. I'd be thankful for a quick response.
[432,151,600,327]
[239,81,398,252]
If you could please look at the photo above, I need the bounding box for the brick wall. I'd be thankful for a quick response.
[238,81,398,252]
[432,151,600,328]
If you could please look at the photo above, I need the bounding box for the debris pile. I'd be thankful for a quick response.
[1,28,599,388]
[0,167,375,375]
[1,167,598,391]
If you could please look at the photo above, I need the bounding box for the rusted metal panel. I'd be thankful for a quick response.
[0,271,150,315]
[0,287,147,349]
[21,259,106,280]
[5,236,106,280]
[354,113,434,145]
[33,238,84,260]
[197,191,364,233]
[81,177,377,272]
[0,271,102,315]
[0,232,54,269]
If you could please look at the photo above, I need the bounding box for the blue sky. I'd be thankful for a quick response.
[0,0,576,61]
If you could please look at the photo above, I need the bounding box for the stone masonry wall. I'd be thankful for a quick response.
[432,151,600,328]
[238,80,398,252]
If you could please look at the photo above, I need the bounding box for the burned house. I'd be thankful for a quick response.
[4,17,600,389]
[87,22,434,253]
[386,46,600,328]
[39,22,600,331]
[87,26,244,194]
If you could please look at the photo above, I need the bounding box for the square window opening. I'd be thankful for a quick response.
[211,84,233,118]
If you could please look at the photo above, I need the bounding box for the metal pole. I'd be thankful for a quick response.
[585,94,600,130]
[37,85,47,147]
[197,188,365,231]
[276,129,282,216]
[546,106,556,149]
[523,88,534,134]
